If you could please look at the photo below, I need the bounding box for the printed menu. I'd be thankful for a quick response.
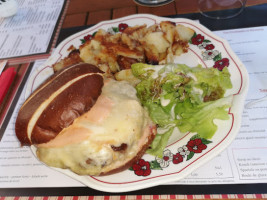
[0,26,267,187]
[0,0,66,60]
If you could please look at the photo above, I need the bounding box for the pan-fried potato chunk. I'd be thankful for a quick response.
[114,69,141,86]
[79,39,119,73]
[160,21,176,44]
[52,21,195,79]
[141,31,170,64]
[175,24,195,41]
[52,49,82,72]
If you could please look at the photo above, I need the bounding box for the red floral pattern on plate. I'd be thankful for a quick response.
[187,138,207,153]
[130,135,212,176]
[190,33,230,71]
[132,159,151,176]
[214,58,230,71]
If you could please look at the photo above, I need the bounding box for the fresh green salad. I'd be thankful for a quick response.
[131,63,233,157]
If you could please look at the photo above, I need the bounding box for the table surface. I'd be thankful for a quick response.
[61,0,267,28]
[1,1,267,198]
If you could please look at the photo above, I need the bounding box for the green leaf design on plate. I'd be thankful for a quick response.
[201,138,212,145]
[112,27,119,32]
[214,53,222,61]
[150,160,162,170]
[190,134,201,140]
[80,39,86,44]
[187,151,195,161]
[92,31,97,37]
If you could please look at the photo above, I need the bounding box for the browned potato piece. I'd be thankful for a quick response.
[52,21,195,77]
[114,69,141,86]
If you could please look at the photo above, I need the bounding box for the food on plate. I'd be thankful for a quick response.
[52,21,195,76]
[36,79,156,176]
[15,63,104,145]
[53,49,82,72]
[131,63,233,157]
[15,63,156,176]
[15,17,234,177]
[114,68,141,86]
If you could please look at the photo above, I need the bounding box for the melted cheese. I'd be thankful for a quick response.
[37,79,154,175]
[83,95,114,124]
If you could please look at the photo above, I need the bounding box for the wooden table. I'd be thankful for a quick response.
[62,0,267,28]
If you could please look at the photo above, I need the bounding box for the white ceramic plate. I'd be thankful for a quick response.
[27,14,249,193]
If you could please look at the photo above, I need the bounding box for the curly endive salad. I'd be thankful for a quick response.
[131,63,233,157]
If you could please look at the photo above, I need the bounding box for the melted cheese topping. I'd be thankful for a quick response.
[83,95,114,124]
[37,79,154,176]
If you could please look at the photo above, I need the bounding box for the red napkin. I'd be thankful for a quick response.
[0,67,16,105]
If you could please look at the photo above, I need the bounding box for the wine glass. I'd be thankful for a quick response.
[198,0,247,19]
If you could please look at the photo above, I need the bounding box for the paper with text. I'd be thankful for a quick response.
[0,0,65,59]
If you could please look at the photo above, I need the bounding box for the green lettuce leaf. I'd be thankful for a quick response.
[176,95,232,139]
[146,127,174,158]
[132,63,233,157]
